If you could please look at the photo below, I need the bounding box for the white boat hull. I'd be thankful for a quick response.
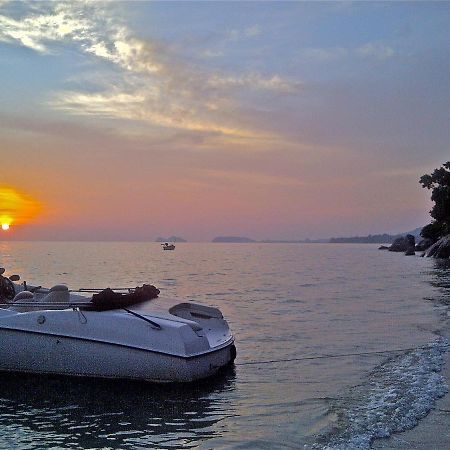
[0,292,236,383]
[0,327,234,382]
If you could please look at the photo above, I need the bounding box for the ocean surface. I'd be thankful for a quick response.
[0,241,449,449]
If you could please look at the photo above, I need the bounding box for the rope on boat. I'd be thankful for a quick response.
[235,342,450,366]
[73,288,135,292]
[0,302,93,307]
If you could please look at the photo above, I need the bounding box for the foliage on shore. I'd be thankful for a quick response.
[420,162,450,242]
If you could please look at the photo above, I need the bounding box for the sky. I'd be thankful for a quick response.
[0,1,449,241]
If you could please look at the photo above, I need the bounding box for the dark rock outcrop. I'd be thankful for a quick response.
[415,238,434,251]
[405,248,415,256]
[378,245,390,250]
[424,234,450,258]
[389,234,415,252]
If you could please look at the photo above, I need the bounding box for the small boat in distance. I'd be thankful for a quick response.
[0,268,236,383]
[162,243,175,250]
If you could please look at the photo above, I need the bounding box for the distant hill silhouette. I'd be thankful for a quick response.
[260,238,328,243]
[329,227,423,244]
[155,228,423,244]
[212,236,256,243]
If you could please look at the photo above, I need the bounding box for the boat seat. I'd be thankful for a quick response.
[10,291,36,312]
[10,285,70,312]
[40,285,70,308]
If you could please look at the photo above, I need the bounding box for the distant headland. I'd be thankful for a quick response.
[329,227,422,244]
[211,229,421,244]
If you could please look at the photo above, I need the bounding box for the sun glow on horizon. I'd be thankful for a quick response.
[0,186,42,229]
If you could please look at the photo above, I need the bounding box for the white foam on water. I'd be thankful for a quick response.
[314,338,449,450]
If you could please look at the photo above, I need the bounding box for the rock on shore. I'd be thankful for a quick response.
[416,238,434,251]
[388,234,415,253]
[424,234,450,258]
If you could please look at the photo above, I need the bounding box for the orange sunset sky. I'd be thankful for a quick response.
[0,1,449,241]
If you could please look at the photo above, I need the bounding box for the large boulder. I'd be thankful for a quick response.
[424,234,450,258]
[389,234,415,252]
[415,238,434,251]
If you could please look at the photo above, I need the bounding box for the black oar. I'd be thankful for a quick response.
[123,308,161,329]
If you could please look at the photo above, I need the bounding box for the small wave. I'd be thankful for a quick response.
[313,338,449,450]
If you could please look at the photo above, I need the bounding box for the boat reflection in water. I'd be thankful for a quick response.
[0,366,236,449]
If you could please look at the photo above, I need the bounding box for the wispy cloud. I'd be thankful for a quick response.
[0,2,162,72]
[226,24,261,41]
[244,25,261,38]
[207,73,301,92]
[300,42,396,62]
[355,43,395,60]
[0,1,125,55]
[0,3,294,141]
[50,88,264,139]
[0,5,83,52]
[301,47,349,62]
[200,49,224,59]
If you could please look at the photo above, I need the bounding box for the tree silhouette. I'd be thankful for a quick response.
[420,161,450,241]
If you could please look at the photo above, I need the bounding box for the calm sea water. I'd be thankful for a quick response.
[0,242,449,449]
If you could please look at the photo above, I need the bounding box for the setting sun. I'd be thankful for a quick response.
[0,186,42,230]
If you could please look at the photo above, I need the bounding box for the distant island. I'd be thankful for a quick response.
[212,236,256,243]
[155,236,187,242]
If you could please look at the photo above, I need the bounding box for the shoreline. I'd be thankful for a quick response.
[372,325,450,449]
